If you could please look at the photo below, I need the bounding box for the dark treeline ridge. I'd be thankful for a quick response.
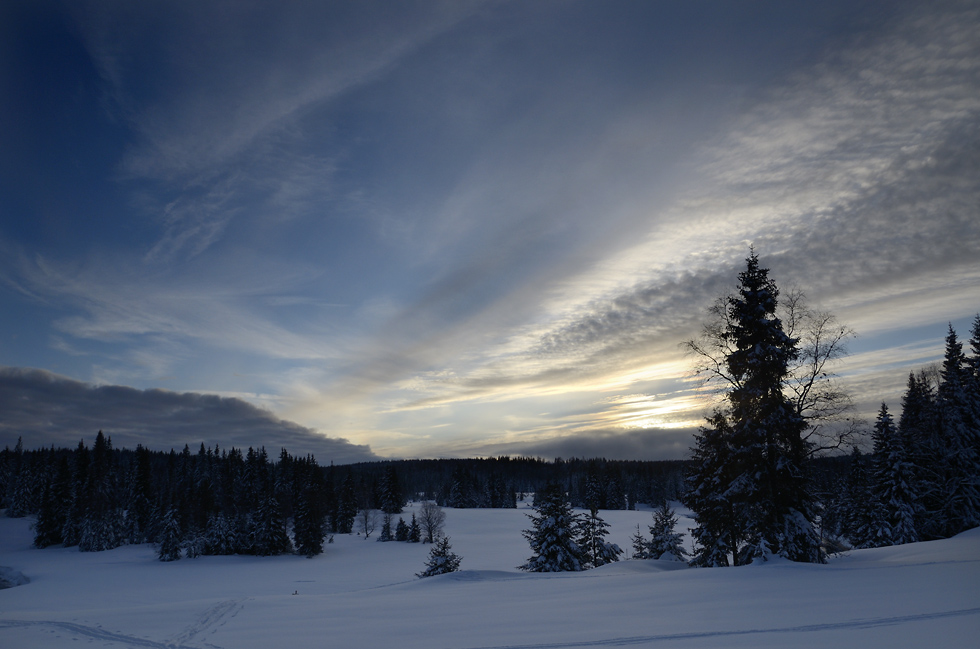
[1,437,696,558]
[0,433,876,562]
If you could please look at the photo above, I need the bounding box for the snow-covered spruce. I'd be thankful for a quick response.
[580,506,622,568]
[157,507,182,562]
[629,524,650,560]
[871,403,918,546]
[518,483,585,572]
[648,501,688,561]
[417,535,461,578]
[685,253,821,565]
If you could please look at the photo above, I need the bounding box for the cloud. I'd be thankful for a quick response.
[72,1,484,261]
[0,366,376,463]
[313,1,980,451]
[4,2,975,460]
[5,245,347,365]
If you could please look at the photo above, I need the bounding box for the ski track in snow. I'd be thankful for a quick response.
[0,618,193,648]
[165,597,247,648]
[0,599,976,649]
[463,607,980,649]
[0,598,247,649]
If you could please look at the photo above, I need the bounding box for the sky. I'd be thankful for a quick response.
[1,0,978,462]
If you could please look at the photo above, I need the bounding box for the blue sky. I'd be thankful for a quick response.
[1,0,978,461]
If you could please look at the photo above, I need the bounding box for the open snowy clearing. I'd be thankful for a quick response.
[1,502,978,649]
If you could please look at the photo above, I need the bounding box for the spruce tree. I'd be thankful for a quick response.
[293,459,326,558]
[61,440,89,547]
[158,507,183,561]
[518,483,585,572]
[686,412,736,566]
[584,474,603,511]
[4,437,30,518]
[935,325,980,536]
[408,513,422,543]
[379,466,404,514]
[336,473,358,534]
[125,444,156,545]
[33,456,71,548]
[378,513,393,542]
[395,517,409,542]
[968,314,980,472]
[202,514,237,555]
[967,314,980,411]
[871,403,918,545]
[580,506,622,568]
[417,535,462,578]
[840,448,882,548]
[629,524,650,560]
[79,432,123,552]
[250,494,293,556]
[898,370,939,537]
[722,253,819,563]
[448,466,474,508]
[605,477,625,510]
[648,501,688,561]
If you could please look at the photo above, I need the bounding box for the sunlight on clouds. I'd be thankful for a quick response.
[826,268,980,337]
[7,2,975,460]
[591,393,705,431]
[176,2,980,458]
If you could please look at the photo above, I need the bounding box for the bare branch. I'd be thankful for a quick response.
[685,287,859,455]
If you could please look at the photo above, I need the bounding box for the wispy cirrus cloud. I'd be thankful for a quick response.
[76,1,485,261]
[305,1,980,453]
[5,244,347,369]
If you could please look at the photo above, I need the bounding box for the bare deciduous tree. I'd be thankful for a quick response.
[356,508,379,539]
[684,288,858,455]
[417,500,445,544]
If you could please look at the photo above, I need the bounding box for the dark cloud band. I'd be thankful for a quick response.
[0,366,376,463]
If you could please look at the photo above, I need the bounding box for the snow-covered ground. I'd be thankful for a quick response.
[1,502,978,648]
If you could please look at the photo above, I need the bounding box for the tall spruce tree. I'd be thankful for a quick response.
[968,314,980,467]
[871,403,918,545]
[897,371,939,537]
[250,494,293,556]
[934,325,980,536]
[336,472,358,534]
[62,440,89,547]
[379,466,404,514]
[293,457,327,557]
[377,513,393,542]
[158,507,183,561]
[580,506,622,568]
[33,456,71,548]
[408,512,422,543]
[125,444,157,545]
[686,412,736,566]
[79,432,123,552]
[5,437,41,518]
[686,253,821,565]
[518,483,585,572]
[839,448,883,548]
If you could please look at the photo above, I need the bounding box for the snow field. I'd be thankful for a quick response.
[1,501,978,649]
